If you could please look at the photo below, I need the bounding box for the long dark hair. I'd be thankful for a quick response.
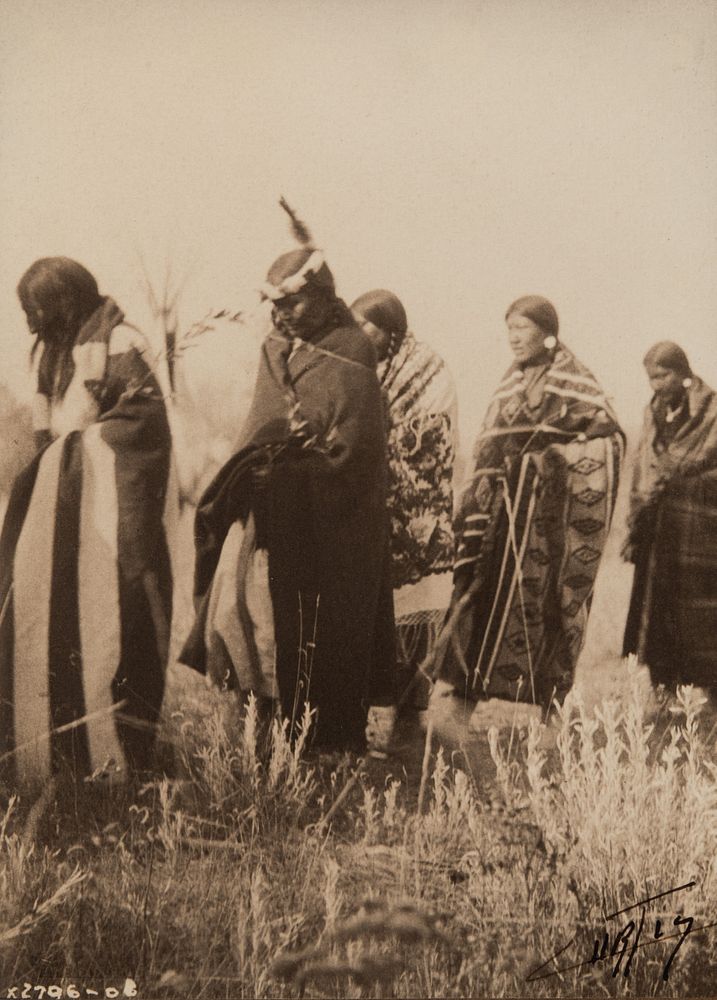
[18,257,102,399]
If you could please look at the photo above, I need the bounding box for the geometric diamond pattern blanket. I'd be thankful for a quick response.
[432,343,624,708]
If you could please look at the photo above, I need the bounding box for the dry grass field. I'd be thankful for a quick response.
[2,426,717,998]
[2,652,717,999]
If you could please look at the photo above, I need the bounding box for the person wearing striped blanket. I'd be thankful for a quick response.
[429,295,624,720]
[0,258,175,788]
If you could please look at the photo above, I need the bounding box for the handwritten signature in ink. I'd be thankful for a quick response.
[526,880,717,984]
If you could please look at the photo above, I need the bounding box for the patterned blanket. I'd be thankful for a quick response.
[377,332,457,704]
[378,332,457,592]
[432,344,624,707]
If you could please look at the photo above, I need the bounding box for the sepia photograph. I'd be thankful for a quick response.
[1,0,717,996]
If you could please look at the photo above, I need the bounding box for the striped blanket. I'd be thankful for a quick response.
[0,299,175,787]
[433,344,624,707]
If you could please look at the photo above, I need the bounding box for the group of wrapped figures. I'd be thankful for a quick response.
[1,248,716,787]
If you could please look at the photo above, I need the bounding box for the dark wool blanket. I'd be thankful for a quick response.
[180,325,396,749]
[623,376,717,689]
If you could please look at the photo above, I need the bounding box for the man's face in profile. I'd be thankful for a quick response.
[272,288,331,341]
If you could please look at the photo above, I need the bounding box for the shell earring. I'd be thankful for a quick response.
[682,376,692,388]
[543,335,557,350]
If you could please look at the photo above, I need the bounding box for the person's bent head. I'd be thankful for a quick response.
[262,247,338,341]
[505,295,559,366]
[350,290,408,363]
[643,341,692,403]
[18,257,102,348]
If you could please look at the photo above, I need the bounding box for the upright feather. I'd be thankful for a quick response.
[279,197,313,247]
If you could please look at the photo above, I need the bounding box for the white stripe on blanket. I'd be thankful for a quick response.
[79,425,125,779]
[548,367,603,388]
[12,439,63,783]
[544,383,609,408]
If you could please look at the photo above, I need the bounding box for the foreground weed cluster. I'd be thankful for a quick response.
[1,677,716,997]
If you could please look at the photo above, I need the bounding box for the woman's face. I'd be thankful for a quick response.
[20,289,58,339]
[645,363,684,402]
[506,312,547,364]
[22,303,45,336]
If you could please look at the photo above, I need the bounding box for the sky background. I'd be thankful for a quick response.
[1,0,716,445]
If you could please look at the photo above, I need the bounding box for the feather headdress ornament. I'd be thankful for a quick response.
[279,196,313,247]
[261,198,332,301]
